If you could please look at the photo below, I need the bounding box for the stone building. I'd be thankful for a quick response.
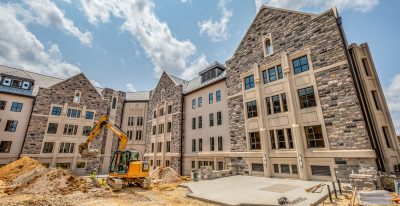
[224,6,400,181]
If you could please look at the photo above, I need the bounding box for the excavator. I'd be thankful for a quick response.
[78,114,150,190]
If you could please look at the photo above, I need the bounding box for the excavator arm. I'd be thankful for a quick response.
[79,114,129,157]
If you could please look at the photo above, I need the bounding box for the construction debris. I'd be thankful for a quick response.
[0,156,45,183]
[347,167,378,190]
[149,167,184,184]
[357,190,392,205]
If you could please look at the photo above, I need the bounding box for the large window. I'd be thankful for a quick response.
[0,100,6,110]
[63,124,78,135]
[192,118,196,130]
[298,87,316,109]
[51,106,62,116]
[218,136,223,151]
[272,95,281,113]
[304,125,325,148]
[250,132,261,150]
[59,142,75,153]
[85,111,94,120]
[246,101,258,118]
[199,138,203,152]
[10,102,23,112]
[263,65,283,84]
[82,126,92,136]
[244,75,255,90]
[210,137,215,151]
[217,112,222,125]
[47,123,58,134]
[277,129,286,149]
[209,93,213,104]
[0,141,12,153]
[198,116,202,129]
[209,113,214,127]
[42,142,54,153]
[268,67,277,82]
[192,139,196,152]
[216,90,221,102]
[198,97,202,107]
[5,120,18,132]
[270,128,294,150]
[67,108,81,118]
[192,99,196,109]
[292,55,309,74]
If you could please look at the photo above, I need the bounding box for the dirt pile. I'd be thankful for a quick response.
[149,167,182,183]
[0,156,44,183]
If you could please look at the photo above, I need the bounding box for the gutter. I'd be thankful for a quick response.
[180,87,184,175]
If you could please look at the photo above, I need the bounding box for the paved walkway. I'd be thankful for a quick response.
[183,175,329,205]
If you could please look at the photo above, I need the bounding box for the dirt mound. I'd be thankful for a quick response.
[0,156,44,183]
[20,168,88,195]
[149,167,182,183]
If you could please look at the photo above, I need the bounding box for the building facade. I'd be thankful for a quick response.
[0,6,399,181]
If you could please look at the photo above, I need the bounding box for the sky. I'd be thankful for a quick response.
[0,0,399,133]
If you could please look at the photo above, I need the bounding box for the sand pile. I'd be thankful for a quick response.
[149,167,182,183]
[0,156,44,183]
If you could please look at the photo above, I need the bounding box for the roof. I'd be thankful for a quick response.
[199,61,225,75]
[184,70,226,94]
[126,91,150,101]
[0,65,64,96]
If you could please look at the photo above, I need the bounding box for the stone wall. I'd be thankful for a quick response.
[228,95,247,152]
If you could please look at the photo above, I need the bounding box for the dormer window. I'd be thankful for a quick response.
[1,76,32,90]
[11,79,22,88]
[263,36,273,57]
[74,91,81,103]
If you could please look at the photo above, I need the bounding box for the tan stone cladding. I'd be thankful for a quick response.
[315,65,370,150]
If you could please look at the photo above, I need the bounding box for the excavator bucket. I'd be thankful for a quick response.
[79,143,100,158]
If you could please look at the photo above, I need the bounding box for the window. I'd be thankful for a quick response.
[252,163,264,172]
[192,118,196,130]
[272,95,281,113]
[159,108,164,116]
[10,102,23,112]
[76,162,86,169]
[136,130,142,140]
[362,58,371,76]
[151,143,154,152]
[209,113,214,127]
[192,139,196,152]
[264,37,273,56]
[292,55,309,74]
[281,93,288,112]
[262,70,268,84]
[268,67,277,82]
[246,101,258,118]
[298,87,316,109]
[56,163,71,169]
[150,160,153,166]
[277,65,283,80]
[198,116,202,129]
[165,160,170,167]
[198,97,202,107]
[0,100,6,110]
[216,90,221,102]
[244,75,254,90]
[158,124,164,134]
[63,124,78,135]
[167,105,172,114]
[270,130,276,149]
[59,142,75,153]
[250,132,261,150]
[152,125,156,135]
[291,165,298,174]
[209,93,213,104]
[273,164,279,173]
[11,79,21,88]
[157,142,162,153]
[304,125,325,148]
[210,137,215,151]
[287,129,294,149]
[167,122,172,133]
[192,161,195,169]
[277,129,286,149]
[0,141,12,153]
[67,108,81,118]
[280,164,290,174]
[5,120,18,132]
[218,162,224,170]
[127,117,134,126]
[74,91,81,103]
[42,142,54,153]
[192,99,196,109]
[85,111,94,119]
[137,117,143,126]
[311,165,331,176]
[266,97,272,115]
[153,110,157,119]
[127,130,133,140]
[51,106,62,116]
[217,112,222,125]
[371,90,382,111]
[112,97,117,109]
[199,138,203,152]
[218,136,223,151]
[82,126,92,136]
[382,127,392,149]
[47,123,58,134]
[161,90,165,101]
[166,141,171,152]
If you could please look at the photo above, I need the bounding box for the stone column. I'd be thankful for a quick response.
[214,157,217,170]
[293,124,308,180]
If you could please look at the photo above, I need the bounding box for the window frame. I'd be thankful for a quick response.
[292,55,309,74]
[298,86,317,109]
[5,120,18,132]
[216,90,221,102]
[10,102,23,112]
[246,101,258,118]
[249,132,261,150]
[209,93,213,104]
[244,75,255,90]
[304,125,325,148]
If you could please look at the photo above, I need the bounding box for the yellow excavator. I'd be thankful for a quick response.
[78,114,150,190]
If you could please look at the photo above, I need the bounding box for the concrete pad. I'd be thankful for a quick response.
[183,175,330,206]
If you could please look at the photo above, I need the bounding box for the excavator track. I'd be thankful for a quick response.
[106,177,123,191]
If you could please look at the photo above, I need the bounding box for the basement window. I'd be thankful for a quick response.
[311,165,331,176]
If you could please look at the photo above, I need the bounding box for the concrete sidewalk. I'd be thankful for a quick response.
[183,175,330,205]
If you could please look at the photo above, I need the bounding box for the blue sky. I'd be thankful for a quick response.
[0,0,399,132]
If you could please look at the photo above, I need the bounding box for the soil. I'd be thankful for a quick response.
[0,156,44,183]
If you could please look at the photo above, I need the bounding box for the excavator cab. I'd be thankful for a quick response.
[109,150,141,174]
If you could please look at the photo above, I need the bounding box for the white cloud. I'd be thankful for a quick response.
[24,0,93,46]
[256,0,379,13]
[180,0,191,3]
[386,74,400,134]
[198,0,232,42]
[90,79,102,87]
[80,0,208,80]
[126,83,137,92]
[0,4,80,78]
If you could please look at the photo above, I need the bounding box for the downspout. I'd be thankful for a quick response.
[180,89,184,175]
[18,96,35,159]
[336,16,385,171]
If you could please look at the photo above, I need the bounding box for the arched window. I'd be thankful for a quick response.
[263,36,273,57]
[74,91,81,103]
[112,97,117,109]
